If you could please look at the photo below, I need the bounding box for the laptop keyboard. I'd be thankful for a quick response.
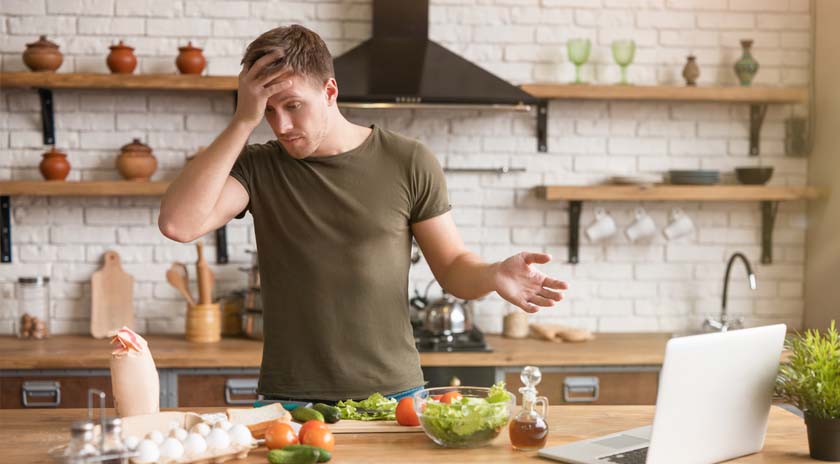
[599,447,648,464]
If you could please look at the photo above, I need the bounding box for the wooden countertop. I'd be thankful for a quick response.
[2,405,812,463]
[0,333,671,370]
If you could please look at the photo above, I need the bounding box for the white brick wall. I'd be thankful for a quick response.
[0,0,811,334]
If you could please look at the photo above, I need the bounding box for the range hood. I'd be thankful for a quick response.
[333,0,537,111]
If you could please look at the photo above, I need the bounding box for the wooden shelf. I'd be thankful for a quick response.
[0,72,237,91]
[520,83,808,104]
[537,185,821,202]
[0,181,170,196]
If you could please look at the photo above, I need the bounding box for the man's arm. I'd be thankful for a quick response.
[411,212,568,313]
[158,51,290,243]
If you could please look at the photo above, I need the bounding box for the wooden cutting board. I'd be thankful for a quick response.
[329,420,423,434]
[90,250,135,338]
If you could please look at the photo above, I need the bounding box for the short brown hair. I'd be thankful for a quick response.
[241,24,334,83]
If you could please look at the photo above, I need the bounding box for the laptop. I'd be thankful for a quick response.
[538,324,787,464]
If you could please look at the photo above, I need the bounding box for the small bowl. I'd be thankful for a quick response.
[413,386,514,448]
[735,167,774,185]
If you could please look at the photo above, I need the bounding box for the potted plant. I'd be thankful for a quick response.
[776,321,840,461]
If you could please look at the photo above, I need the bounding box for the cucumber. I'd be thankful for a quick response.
[267,448,320,464]
[312,403,341,424]
[284,445,332,462]
[291,406,325,423]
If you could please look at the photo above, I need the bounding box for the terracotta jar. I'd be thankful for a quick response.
[176,42,206,75]
[39,146,71,181]
[682,55,700,86]
[23,36,63,72]
[107,40,137,74]
[116,139,157,181]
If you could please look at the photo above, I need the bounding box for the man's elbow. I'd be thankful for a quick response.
[158,217,197,243]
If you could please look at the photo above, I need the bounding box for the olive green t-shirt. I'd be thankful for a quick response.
[229,125,450,400]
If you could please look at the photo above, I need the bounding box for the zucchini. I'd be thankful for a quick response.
[291,406,325,423]
[284,444,332,462]
[312,403,341,424]
[267,447,320,464]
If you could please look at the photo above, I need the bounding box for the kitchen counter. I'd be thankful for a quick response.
[0,333,671,370]
[2,405,813,463]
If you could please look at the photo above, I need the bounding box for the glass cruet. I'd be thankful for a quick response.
[509,365,549,450]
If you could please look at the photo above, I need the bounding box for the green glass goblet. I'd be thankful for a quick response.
[611,39,636,85]
[567,38,591,84]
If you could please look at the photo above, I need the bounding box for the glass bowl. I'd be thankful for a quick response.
[413,386,514,448]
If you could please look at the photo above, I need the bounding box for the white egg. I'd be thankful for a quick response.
[206,427,231,450]
[228,424,253,447]
[182,432,208,457]
[190,422,211,437]
[168,420,180,431]
[159,437,185,461]
[135,439,160,463]
[170,427,188,441]
[124,435,140,451]
[217,419,233,431]
[146,430,164,445]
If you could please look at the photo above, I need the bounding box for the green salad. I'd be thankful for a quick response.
[336,392,397,421]
[419,382,512,447]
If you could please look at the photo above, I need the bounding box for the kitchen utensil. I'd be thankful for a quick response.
[502,310,529,339]
[413,386,514,448]
[16,276,51,339]
[91,251,134,339]
[608,174,663,185]
[625,207,657,242]
[106,40,137,74]
[585,208,617,242]
[116,138,157,181]
[735,167,774,185]
[241,309,263,340]
[221,291,244,336]
[668,169,720,185]
[186,303,221,343]
[23,35,63,72]
[195,242,214,304]
[611,39,636,85]
[175,41,206,75]
[663,207,695,240]
[238,265,260,289]
[166,262,195,306]
[40,146,71,181]
[327,420,423,434]
[421,281,474,336]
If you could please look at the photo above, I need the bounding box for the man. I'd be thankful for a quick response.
[159,25,568,403]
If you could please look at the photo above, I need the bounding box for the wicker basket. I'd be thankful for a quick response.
[186,303,221,343]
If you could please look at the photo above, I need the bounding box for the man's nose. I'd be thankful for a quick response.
[277,113,294,133]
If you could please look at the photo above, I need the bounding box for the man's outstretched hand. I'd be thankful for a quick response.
[493,252,568,313]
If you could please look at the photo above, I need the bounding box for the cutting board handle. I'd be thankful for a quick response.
[103,250,121,268]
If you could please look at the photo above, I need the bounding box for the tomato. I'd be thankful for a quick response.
[264,421,299,450]
[431,394,444,401]
[298,419,330,443]
[395,397,420,426]
[302,428,335,452]
[441,392,463,404]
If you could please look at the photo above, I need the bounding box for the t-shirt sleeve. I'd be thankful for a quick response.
[408,142,451,224]
[229,144,255,219]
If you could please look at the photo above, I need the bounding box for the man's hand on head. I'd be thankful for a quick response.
[493,252,568,313]
[233,50,293,129]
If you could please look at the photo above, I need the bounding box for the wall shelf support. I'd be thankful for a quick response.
[749,104,768,156]
[761,200,779,264]
[38,88,55,146]
[568,201,582,264]
[537,99,548,152]
[1,196,10,263]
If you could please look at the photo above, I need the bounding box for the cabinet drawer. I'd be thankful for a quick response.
[177,374,260,407]
[1,375,114,409]
[505,370,659,405]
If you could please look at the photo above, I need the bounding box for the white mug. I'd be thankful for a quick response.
[625,207,657,242]
[664,208,694,240]
[586,208,617,242]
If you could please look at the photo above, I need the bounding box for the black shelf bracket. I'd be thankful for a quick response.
[537,99,548,152]
[1,196,10,263]
[38,88,55,146]
[215,226,228,264]
[761,200,779,264]
[749,103,768,156]
[568,200,582,264]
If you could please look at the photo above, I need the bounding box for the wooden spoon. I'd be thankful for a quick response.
[166,262,195,306]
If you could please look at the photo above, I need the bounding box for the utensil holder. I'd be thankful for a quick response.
[186,303,221,343]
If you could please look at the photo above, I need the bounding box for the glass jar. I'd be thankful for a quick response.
[16,276,50,339]
[65,420,99,463]
[101,417,128,464]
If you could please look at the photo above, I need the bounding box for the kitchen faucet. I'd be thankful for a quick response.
[703,252,756,332]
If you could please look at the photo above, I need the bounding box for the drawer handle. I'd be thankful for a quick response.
[22,380,61,407]
[563,376,599,403]
[225,378,260,405]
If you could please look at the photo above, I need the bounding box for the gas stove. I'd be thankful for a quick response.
[414,326,492,353]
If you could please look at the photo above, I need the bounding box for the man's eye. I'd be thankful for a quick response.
[265,107,275,113]
[286,102,301,110]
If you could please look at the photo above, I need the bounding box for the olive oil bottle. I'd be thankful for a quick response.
[509,365,549,451]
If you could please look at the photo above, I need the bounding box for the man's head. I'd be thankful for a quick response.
[241,25,338,158]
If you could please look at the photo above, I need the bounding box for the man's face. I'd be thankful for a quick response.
[264,73,331,159]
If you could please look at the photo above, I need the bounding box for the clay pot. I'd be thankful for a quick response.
[176,42,206,75]
[116,139,157,181]
[39,146,71,181]
[107,40,137,74]
[22,36,63,72]
[682,55,700,86]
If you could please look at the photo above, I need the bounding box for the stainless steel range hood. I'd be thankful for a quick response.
[333,0,537,112]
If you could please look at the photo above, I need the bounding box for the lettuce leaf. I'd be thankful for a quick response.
[336,392,397,421]
[419,382,512,446]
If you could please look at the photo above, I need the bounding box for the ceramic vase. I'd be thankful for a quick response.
[176,42,206,75]
[22,36,63,72]
[734,39,759,86]
[107,41,137,74]
[682,55,700,86]
[39,146,71,181]
[116,139,157,181]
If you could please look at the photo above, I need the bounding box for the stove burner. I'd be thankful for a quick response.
[415,327,492,352]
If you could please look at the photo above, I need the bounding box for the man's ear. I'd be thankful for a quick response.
[324,78,338,106]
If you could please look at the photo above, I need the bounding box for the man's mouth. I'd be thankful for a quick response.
[282,136,303,143]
